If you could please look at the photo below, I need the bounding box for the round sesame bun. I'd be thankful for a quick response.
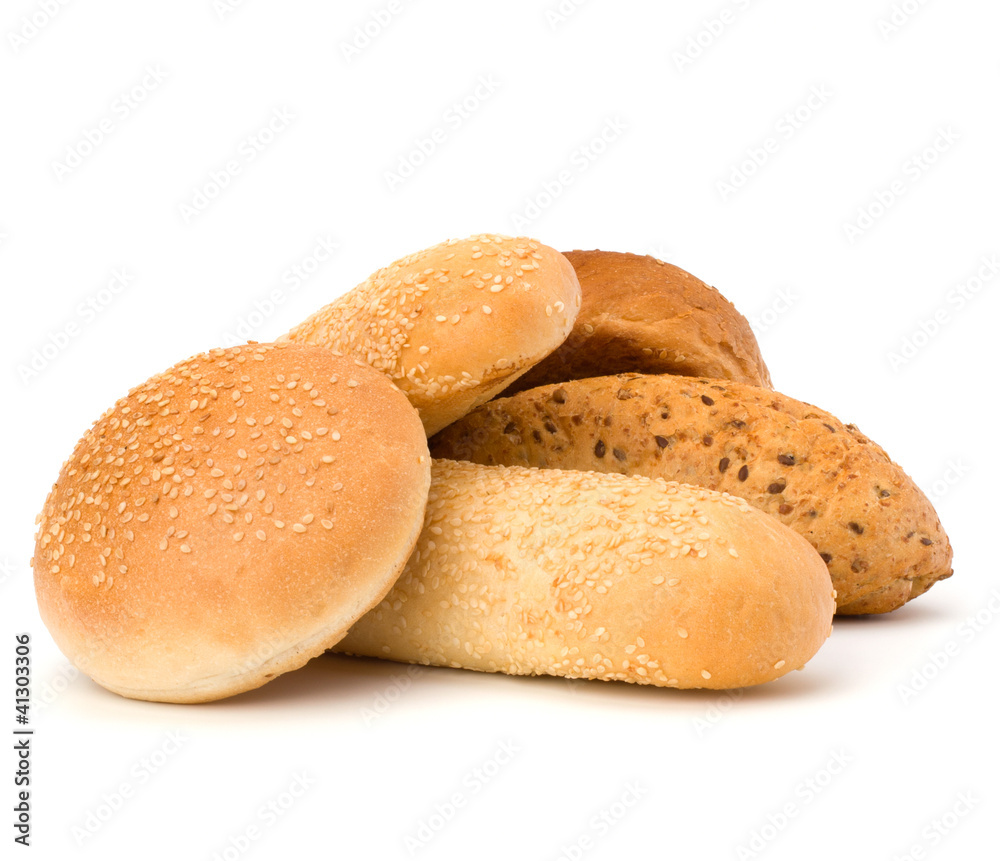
[338,460,835,689]
[33,342,431,703]
[506,250,771,395]
[282,234,582,436]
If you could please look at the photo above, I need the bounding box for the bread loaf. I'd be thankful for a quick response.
[337,459,835,689]
[431,374,953,614]
[33,343,431,703]
[507,250,771,395]
[282,234,581,435]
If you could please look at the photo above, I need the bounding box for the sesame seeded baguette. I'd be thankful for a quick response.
[336,459,835,690]
[282,234,581,436]
[505,250,771,396]
[430,374,953,614]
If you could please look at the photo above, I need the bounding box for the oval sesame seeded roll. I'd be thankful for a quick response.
[32,342,431,703]
[281,234,581,435]
[430,374,953,614]
[504,250,772,396]
[336,459,835,690]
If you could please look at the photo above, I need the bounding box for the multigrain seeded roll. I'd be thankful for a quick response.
[282,234,581,435]
[505,250,771,395]
[32,343,431,703]
[431,374,953,614]
[337,460,836,689]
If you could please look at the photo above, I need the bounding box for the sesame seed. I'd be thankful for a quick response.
[292,523,307,533]
[482,305,492,314]
[677,628,688,638]
[256,530,266,540]
[701,670,712,680]
[233,532,244,542]
[774,660,786,670]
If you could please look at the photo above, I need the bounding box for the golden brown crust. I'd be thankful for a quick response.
[337,460,835,689]
[282,234,581,435]
[32,342,431,702]
[430,374,953,614]
[507,250,771,394]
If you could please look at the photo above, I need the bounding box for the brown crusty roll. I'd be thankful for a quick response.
[506,250,771,395]
[282,234,581,435]
[430,375,953,615]
[337,460,835,689]
[33,343,431,703]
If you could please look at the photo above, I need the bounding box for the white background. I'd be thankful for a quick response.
[2,1,998,858]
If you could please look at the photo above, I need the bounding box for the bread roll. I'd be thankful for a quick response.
[337,460,835,689]
[507,250,771,395]
[431,374,953,614]
[282,234,581,435]
[33,343,431,703]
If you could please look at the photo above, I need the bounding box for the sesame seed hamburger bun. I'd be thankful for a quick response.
[32,342,431,703]
[282,234,582,435]
[505,250,771,395]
